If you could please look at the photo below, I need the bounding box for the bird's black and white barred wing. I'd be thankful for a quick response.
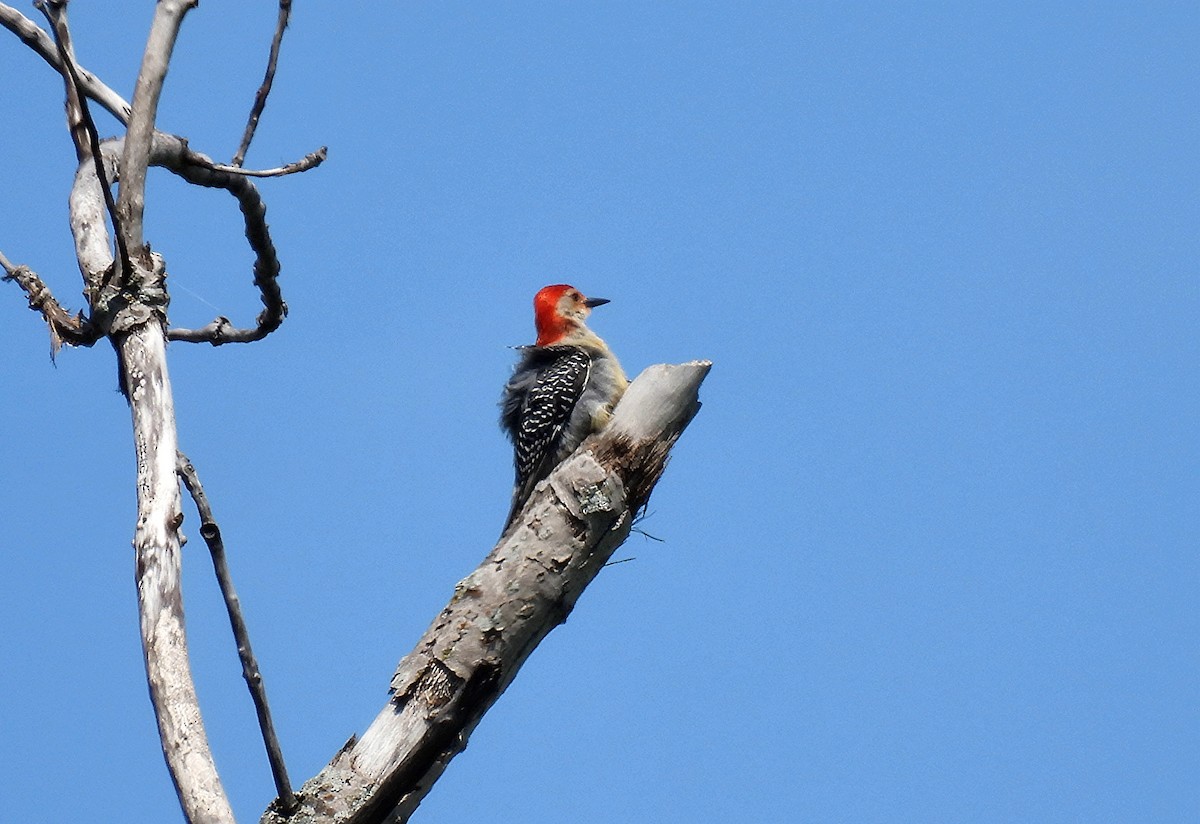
[500,345,591,525]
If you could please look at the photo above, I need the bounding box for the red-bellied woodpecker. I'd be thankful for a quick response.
[500,284,629,529]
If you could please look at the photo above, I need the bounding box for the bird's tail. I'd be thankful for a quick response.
[500,481,536,537]
[500,502,522,539]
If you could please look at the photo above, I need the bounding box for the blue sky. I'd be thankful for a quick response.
[1,3,1196,822]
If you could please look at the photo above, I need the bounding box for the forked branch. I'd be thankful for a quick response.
[68,134,289,346]
[5,3,315,349]
[69,123,237,824]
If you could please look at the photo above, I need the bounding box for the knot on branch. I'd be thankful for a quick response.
[99,250,170,334]
[576,481,616,516]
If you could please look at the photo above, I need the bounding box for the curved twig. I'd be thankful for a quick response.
[82,135,288,346]
[165,142,288,344]
[200,145,328,179]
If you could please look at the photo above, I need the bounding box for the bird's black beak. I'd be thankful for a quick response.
[583,297,610,308]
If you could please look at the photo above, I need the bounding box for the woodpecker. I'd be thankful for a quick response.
[500,284,629,529]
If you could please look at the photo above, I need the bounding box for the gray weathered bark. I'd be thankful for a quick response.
[65,92,238,824]
[260,361,711,824]
[65,165,236,824]
[123,311,237,824]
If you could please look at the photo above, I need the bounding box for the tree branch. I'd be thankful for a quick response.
[72,135,289,345]
[117,0,197,252]
[69,163,235,824]
[121,309,236,824]
[200,146,328,179]
[232,0,293,167]
[177,451,298,814]
[39,0,134,280]
[165,141,288,344]
[0,1,132,123]
[62,14,234,817]
[68,141,120,304]
[259,361,711,824]
[1,255,101,355]
[34,0,88,161]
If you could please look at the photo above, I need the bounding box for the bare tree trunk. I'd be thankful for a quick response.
[260,361,711,824]
[122,313,237,824]
[48,0,236,811]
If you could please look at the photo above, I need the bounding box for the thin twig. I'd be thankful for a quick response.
[0,2,132,123]
[176,452,298,813]
[34,1,86,157]
[38,0,133,282]
[232,0,293,167]
[201,145,327,178]
[630,526,664,542]
[602,556,637,567]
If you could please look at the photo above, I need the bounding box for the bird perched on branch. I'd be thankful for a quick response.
[500,284,628,530]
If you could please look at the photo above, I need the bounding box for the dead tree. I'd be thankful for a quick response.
[1,4,709,824]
